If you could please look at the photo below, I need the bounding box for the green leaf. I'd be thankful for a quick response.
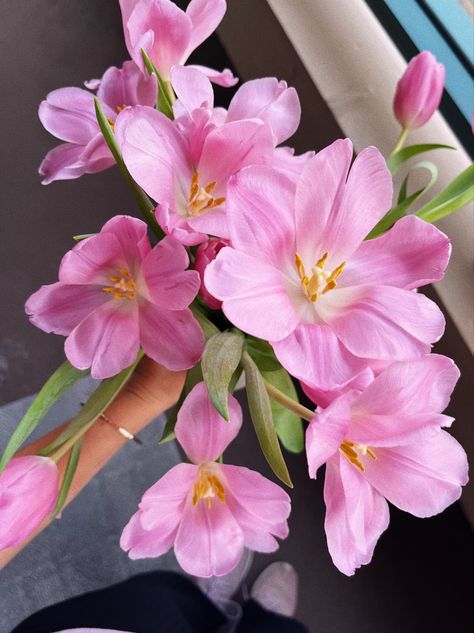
[242,352,292,487]
[141,49,174,119]
[94,98,164,239]
[159,363,203,444]
[367,160,438,239]
[246,337,281,372]
[387,143,455,175]
[41,351,143,457]
[190,303,220,340]
[262,368,304,453]
[415,164,474,223]
[52,438,82,517]
[0,361,87,473]
[202,332,244,420]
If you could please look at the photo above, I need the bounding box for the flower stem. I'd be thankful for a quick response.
[391,126,409,156]
[263,379,314,422]
[49,417,97,463]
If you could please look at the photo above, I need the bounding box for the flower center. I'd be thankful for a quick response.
[188,170,225,217]
[295,252,345,302]
[192,466,226,509]
[340,440,376,472]
[102,268,136,300]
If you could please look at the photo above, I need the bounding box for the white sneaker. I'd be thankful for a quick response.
[250,561,298,617]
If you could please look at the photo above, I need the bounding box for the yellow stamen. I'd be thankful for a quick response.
[188,170,225,216]
[116,104,127,113]
[102,268,136,300]
[294,251,345,302]
[192,467,226,509]
[340,440,376,472]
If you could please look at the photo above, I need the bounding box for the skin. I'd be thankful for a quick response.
[0,356,185,570]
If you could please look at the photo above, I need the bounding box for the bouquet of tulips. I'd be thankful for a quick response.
[1,0,471,578]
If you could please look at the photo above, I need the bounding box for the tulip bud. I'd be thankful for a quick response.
[195,238,228,309]
[0,456,59,549]
[393,51,445,129]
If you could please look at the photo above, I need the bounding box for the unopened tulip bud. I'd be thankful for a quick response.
[195,238,228,309]
[393,51,445,129]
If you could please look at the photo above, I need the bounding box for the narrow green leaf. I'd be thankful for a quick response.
[367,160,438,239]
[159,363,203,444]
[141,49,174,119]
[415,164,474,223]
[190,303,220,340]
[0,361,87,473]
[242,352,292,487]
[387,143,455,175]
[52,438,83,517]
[72,233,96,242]
[246,337,281,372]
[40,351,143,456]
[94,97,164,239]
[202,332,244,420]
[262,368,304,454]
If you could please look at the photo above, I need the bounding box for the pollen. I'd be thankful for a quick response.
[192,467,226,509]
[295,252,345,302]
[102,267,136,300]
[188,170,225,217]
[340,440,376,472]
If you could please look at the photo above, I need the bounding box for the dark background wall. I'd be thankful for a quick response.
[0,1,472,632]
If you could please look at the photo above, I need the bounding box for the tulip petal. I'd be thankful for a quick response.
[101,215,151,269]
[205,247,299,341]
[185,0,226,56]
[175,382,242,463]
[59,233,124,285]
[38,87,102,144]
[340,215,451,289]
[188,64,238,87]
[39,143,88,185]
[171,65,214,111]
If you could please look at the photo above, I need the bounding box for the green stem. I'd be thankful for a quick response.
[263,379,314,422]
[391,126,409,156]
[49,417,98,463]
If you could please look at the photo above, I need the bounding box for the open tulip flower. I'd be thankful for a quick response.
[121,382,291,577]
[119,0,237,86]
[25,215,204,378]
[205,139,450,391]
[305,355,468,576]
[39,60,157,184]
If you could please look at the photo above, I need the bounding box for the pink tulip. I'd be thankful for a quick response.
[115,105,274,244]
[304,355,467,576]
[121,382,291,577]
[25,215,204,379]
[205,139,450,391]
[39,61,157,184]
[119,0,237,86]
[194,238,228,309]
[0,456,59,550]
[393,51,445,129]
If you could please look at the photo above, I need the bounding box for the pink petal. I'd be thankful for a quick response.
[188,64,238,87]
[205,247,299,341]
[340,215,451,289]
[39,143,88,185]
[175,382,242,463]
[155,201,208,246]
[186,206,231,240]
[185,0,226,57]
[272,323,367,390]
[175,497,244,577]
[223,464,290,552]
[59,232,124,285]
[65,301,140,378]
[171,65,214,111]
[227,78,301,145]
[271,146,315,181]
[321,285,445,361]
[116,105,192,205]
[141,236,199,310]
[302,367,375,409]
[225,165,296,268]
[138,302,204,371]
[79,133,115,174]
[126,0,192,78]
[362,430,468,517]
[101,215,151,269]
[324,455,389,576]
[120,510,178,560]
[198,119,274,189]
[97,60,157,110]
[0,456,59,549]
[25,283,109,336]
[306,393,354,478]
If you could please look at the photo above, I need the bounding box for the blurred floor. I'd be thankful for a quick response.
[0,1,472,632]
